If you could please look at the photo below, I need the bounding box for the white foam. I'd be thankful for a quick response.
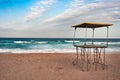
[14,41,31,44]
[35,41,47,44]
[64,40,79,43]
[0,48,76,53]
[108,42,120,45]
[0,47,119,54]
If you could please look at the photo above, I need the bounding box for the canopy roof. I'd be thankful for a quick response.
[72,22,113,28]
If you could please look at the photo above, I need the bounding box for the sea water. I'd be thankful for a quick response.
[0,38,120,53]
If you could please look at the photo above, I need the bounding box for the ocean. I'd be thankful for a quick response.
[0,38,120,53]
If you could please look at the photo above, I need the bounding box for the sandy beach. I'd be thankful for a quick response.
[0,52,120,80]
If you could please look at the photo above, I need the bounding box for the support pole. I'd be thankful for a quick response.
[73,28,76,46]
[85,27,87,45]
[106,27,109,47]
[76,47,78,61]
[103,48,106,70]
[92,28,95,45]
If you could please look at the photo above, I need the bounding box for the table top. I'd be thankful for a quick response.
[73,44,107,48]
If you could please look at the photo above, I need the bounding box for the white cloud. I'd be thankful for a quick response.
[24,0,55,22]
[35,0,120,38]
[70,0,85,8]
[45,0,120,24]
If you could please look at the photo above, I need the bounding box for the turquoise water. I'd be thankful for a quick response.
[0,38,120,53]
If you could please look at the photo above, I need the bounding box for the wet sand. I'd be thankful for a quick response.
[0,52,120,80]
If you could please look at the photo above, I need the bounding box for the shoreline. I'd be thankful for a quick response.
[0,51,119,54]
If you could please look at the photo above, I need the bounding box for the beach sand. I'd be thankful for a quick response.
[0,52,120,80]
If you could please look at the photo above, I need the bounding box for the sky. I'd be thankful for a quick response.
[0,0,120,38]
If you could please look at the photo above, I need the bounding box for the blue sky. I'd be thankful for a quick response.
[0,0,120,38]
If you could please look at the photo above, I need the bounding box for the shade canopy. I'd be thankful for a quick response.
[72,22,113,28]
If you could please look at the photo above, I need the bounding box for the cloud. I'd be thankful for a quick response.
[24,0,56,22]
[32,0,120,38]
[45,0,120,25]
[70,0,85,8]
[0,27,15,37]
